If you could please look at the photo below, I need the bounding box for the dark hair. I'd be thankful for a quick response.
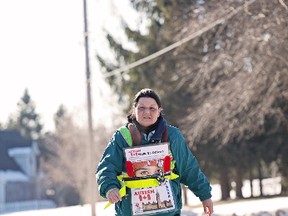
[132,88,161,108]
[127,88,162,122]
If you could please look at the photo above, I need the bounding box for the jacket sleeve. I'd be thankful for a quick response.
[96,131,125,198]
[169,127,212,201]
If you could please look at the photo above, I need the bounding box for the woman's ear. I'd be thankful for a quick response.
[132,107,136,116]
[158,107,163,117]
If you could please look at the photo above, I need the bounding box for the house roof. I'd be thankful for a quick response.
[0,130,32,171]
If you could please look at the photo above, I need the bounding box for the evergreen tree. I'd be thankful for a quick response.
[42,105,87,205]
[98,0,288,199]
[7,89,43,140]
[42,105,117,205]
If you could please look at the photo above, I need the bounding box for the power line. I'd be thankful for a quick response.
[103,0,256,78]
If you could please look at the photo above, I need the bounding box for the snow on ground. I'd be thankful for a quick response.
[1,177,287,216]
[1,202,114,216]
[183,197,288,216]
[1,197,288,216]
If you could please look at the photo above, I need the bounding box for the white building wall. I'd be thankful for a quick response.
[8,142,39,178]
[0,174,5,204]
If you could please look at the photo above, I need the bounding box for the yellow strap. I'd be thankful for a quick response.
[104,173,179,209]
[119,172,179,188]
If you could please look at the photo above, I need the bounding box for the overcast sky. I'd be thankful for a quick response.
[0,0,137,131]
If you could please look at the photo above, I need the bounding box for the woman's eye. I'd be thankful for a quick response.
[138,107,145,111]
[137,106,157,112]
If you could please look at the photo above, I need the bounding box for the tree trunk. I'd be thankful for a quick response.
[257,161,263,197]
[235,166,243,199]
[182,184,188,205]
[219,169,231,200]
[280,164,288,195]
[249,166,254,198]
[281,176,288,195]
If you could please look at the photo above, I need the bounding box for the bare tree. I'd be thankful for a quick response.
[42,111,89,205]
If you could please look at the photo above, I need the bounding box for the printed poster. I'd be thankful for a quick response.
[124,143,176,215]
[124,143,170,178]
[131,180,175,215]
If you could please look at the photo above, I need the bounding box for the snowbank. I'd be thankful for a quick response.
[2,177,287,216]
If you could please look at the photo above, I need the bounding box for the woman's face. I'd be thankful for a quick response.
[134,97,161,127]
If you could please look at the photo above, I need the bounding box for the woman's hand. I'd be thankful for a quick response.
[202,198,213,216]
[106,188,122,204]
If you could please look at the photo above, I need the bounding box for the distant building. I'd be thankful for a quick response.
[0,130,55,214]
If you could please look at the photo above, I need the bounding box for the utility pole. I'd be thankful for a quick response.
[83,0,96,215]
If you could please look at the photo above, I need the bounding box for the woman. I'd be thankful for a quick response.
[96,88,213,216]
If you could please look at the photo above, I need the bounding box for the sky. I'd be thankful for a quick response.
[0,0,137,131]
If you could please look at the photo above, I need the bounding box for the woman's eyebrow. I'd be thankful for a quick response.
[137,103,158,107]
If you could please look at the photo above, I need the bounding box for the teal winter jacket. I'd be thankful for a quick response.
[96,123,212,216]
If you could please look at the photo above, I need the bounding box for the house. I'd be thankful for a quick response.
[0,130,55,214]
